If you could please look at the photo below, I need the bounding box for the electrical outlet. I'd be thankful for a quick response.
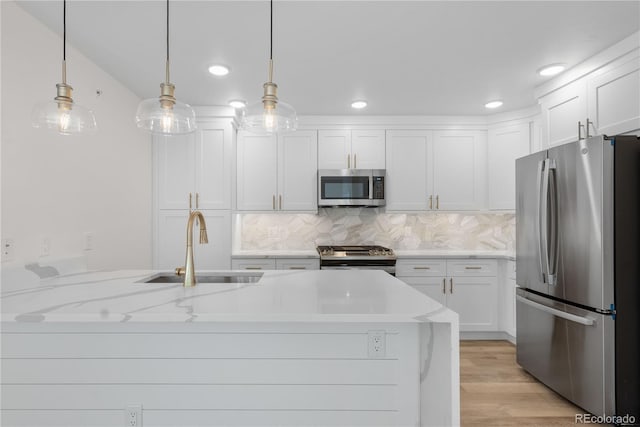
[125,405,142,426]
[2,239,15,262]
[40,237,50,257]
[84,232,94,251]
[368,330,386,358]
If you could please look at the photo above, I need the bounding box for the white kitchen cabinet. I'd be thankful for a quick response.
[500,260,517,338]
[231,257,319,271]
[487,123,531,210]
[156,119,233,210]
[397,258,498,332]
[587,56,640,136]
[157,210,231,270]
[318,129,385,169]
[236,130,318,212]
[386,130,486,211]
[540,80,587,147]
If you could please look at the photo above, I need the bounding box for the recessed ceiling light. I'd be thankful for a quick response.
[485,100,503,109]
[228,99,246,109]
[538,64,565,77]
[351,100,367,109]
[208,64,230,76]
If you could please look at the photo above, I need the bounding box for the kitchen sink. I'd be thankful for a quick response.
[142,272,263,284]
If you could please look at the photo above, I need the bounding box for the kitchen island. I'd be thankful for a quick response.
[2,268,459,426]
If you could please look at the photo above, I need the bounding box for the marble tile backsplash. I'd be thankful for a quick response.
[237,209,515,251]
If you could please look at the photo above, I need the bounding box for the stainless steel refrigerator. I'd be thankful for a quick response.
[516,134,639,421]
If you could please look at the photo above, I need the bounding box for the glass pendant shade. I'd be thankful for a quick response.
[32,98,97,135]
[135,96,196,136]
[240,98,297,135]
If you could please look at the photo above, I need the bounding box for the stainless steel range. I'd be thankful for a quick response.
[317,245,397,275]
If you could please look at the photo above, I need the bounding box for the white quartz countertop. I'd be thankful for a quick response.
[232,250,319,259]
[1,269,456,324]
[394,249,515,260]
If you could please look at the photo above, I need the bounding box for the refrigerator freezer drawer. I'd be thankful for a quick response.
[516,289,615,417]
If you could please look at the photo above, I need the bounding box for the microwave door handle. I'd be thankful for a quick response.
[537,159,547,283]
[369,172,374,201]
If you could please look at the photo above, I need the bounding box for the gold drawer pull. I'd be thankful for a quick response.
[442,278,446,294]
[245,267,263,270]
[289,266,306,270]
[414,266,431,270]
[465,266,482,270]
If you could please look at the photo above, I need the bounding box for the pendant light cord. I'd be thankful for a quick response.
[62,0,67,84]
[165,0,170,84]
[267,0,273,82]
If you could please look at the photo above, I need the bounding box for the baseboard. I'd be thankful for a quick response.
[460,331,516,344]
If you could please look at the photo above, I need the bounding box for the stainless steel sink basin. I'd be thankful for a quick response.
[142,272,263,284]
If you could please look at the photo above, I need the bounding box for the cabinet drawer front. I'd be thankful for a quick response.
[396,259,446,277]
[231,259,276,270]
[446,260,497,277]
[276,259,319,270]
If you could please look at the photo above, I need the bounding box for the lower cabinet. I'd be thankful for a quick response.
[156,210,231,270]
[500,260,517,338]
[397,258,498,332]
[232,257,319,271]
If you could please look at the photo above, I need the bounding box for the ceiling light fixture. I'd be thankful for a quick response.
[31,0,97,135]
[208,64,230,77]
[351,100,368,109]
[538,64,566,77]
[485,100,503,109]
[228,100,247,109]
[135,0,196,135]
[240,0,297,134]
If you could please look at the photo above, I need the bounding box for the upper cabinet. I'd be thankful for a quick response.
[385,130,486,211]
[539,80,587,147]
[155,119,233,210]
[487,123,531,210]
[318,130,385,169]
[237,130,318,212]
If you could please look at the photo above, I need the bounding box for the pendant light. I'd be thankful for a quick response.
[135,0,196,135]
[31,0,97,135]
[240,0,297,134]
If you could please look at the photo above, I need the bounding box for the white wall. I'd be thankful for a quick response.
[1,1,152,270]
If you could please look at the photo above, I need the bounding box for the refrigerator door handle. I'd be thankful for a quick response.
[536,160,547,283]
[517,295,595,326]
[547,160,559,286]
[539,159,558,285]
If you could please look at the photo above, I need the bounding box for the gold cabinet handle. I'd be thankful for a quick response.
[272,195,276,210]
[450,278,453,293]
[279,194,282,210]
[196,192,199,209]
[347,154,351,169]
[429,195,433,209]
[436,195,440,210]
[354,153,357,169]
[414,266,431,270]
[289,266,306,270]
[189,192,193,211]
[245,267,263,270]
[442,278,446,294]
[465,266,482,270]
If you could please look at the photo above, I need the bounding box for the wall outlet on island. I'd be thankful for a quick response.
[125,404,142,426]
[368,330,386,358]
[2,239,15,262]
[40,237,50,257]
[84,232,94,251]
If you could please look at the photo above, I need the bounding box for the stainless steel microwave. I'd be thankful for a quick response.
[318,169,385,207]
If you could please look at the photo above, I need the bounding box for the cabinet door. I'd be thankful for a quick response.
[447,276,498,332]
[155,134,195,210]
[275,258,320,270]
[432,130,486,210]
[318,130,350,169]
[278,131,318,211]
[401,276,447,305]
[351,130,386,169]
[540,80,587,147]
[487,123,530,210]
[385,130,431,211]
[157,210,231,270]
[236,132,278,211]
[587,57,640,136]
[194,121,232,210]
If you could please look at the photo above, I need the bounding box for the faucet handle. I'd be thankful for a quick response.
[175,266,185,276]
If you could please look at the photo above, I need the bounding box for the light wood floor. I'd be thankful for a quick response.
[460,340,605,426]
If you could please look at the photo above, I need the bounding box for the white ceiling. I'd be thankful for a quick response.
[16,1,640,116]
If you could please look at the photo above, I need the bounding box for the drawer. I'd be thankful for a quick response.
[276,258,319,270]
[507,260,516,280]
[231,259,276,270]
[446,259,497,277]
[396,259,446,277]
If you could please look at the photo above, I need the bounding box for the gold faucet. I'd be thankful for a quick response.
[175,210,208,287]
